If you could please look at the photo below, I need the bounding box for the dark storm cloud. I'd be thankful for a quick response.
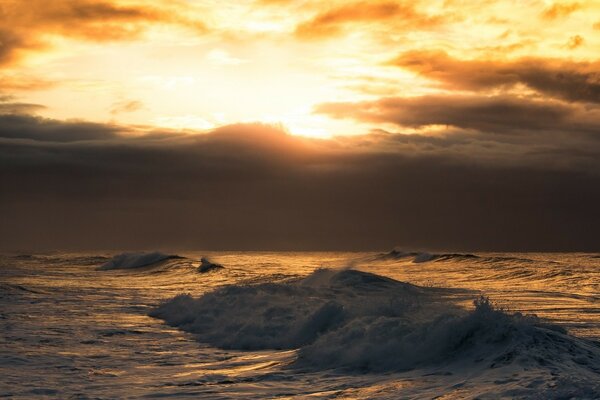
[1,113,599,252]
[389,50,600,104]
[294,1,443,39]
[0,0,206,66]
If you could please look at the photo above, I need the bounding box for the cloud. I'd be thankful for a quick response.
[541,2,582,19]
[0,27,42,65]
[389,50,600,103]
[0,96,46,115]
[0,74,56,91]
[0,113,119,142]
[565,34,584,49]
[1,111,599,252]
[0,0,206,65]
[295,1,443,39]
[316,94,600,135]
[206,49,247,66]
[110,100,144,115]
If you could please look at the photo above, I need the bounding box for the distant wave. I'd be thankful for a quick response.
[0,283,47,295]
[198,257,223,273]
[12,254,110,266]
[150,268,600,387]
[375,249,547,265]
[376,249,479,263]
[98,252,182,271]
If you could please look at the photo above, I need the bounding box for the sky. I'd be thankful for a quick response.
[1,0,599,251]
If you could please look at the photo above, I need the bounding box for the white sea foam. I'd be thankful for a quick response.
[150,268,600,398]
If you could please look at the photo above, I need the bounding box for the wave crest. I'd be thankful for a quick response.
[377,249,479,263]
[150,267,600,385]
[98,252,181,271]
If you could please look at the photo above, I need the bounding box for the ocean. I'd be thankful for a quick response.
[1,251,599,399]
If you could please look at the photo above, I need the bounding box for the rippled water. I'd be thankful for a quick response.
[1,251,599,398]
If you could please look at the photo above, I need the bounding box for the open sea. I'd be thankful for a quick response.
[1,251,599,399]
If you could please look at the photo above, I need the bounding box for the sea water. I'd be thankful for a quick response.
[1,251,599,398]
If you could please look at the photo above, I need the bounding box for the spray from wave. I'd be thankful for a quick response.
[150,266,600,394]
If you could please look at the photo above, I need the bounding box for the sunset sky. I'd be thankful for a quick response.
[1,0,599,251]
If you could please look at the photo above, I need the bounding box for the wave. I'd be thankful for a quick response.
[97,252,183,271]
[150,269,434,351]
[0,283,48,295]
[150,267,600,391]
[11,254,111,266]
[376,249,479,263]
[375,249,551,265]
[198,257,223,273]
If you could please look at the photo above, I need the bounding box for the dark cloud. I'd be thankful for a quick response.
[1,114,599,252]
[0,97,46,115]
[0,113,119,142]
[389,50,600,103]
[0,0,206,65]
[316,94,600,136]
[295,1,443,39]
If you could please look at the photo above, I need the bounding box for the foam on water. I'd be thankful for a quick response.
[151,268,600,396]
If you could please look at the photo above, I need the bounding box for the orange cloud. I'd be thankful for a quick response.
[566,34,584,49]
[389,50,600,103]
[0,74,56,91]
[0,0,206,65]
[295,1,443,39]
[541,2,581,19]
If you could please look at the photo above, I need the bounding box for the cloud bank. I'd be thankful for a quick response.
[1,112,599,252]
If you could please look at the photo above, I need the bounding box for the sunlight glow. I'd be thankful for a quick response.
[3,0,599,138]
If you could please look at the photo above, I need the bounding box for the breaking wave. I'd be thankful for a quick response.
[150,268,600,386]
[98,252,183,271]
[198,257,224,273]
